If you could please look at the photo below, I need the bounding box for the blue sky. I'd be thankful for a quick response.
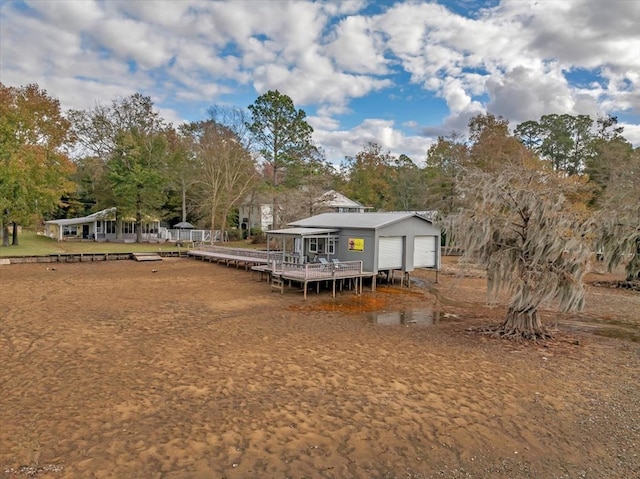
[1,0,639,164]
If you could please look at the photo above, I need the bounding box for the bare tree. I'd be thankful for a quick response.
[188,120,257,243]
[447,160,594,340]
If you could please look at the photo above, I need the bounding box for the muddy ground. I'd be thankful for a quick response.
[0,256,638,479]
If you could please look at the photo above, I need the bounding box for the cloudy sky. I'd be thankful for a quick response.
[1,0,639,164]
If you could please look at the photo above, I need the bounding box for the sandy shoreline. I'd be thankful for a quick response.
[1,258,639,478]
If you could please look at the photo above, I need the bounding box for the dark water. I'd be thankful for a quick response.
[369,308,457,326]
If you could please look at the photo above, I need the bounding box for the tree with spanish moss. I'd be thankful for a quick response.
[591,138,640,281]
[447,158,594,340]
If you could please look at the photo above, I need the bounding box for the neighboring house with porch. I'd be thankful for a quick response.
[44,207,160,242]
[266,211,441,277]
[239,190,370,234]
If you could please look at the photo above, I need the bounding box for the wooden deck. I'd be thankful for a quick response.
[258,261,376,300]
[188,245,376,300]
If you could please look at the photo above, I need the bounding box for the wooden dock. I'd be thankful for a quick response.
[188,245,377,300]
[3,251,185,264]
[131,252,163,262]
[188,246,270,270]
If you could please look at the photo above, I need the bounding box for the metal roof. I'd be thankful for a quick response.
[44,207,116,226]
[267,227,339,236]
[289,212,432,229]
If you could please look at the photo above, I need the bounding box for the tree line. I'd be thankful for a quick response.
[2,82,639,338]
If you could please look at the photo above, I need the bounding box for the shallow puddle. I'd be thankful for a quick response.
[369,308,458,326]
[560,318,640,342]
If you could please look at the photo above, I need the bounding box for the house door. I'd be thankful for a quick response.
[378,236,403,270]
[82,224,90,239]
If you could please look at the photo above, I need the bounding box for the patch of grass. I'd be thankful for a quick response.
[0,231,270,257]
[0,231,181,257]
[223,239,268,250]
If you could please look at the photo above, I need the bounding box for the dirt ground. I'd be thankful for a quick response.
[1,256,638,479]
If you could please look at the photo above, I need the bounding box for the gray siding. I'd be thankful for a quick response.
[335,229,376,271]
[332,217,440,273]
[375,216,440,273]
[283,212,441,274]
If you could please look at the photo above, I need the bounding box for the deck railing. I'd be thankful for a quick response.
[281,260,363,279]
[190,245,365,281]
[195,244,274,260]
[162,229,229,243]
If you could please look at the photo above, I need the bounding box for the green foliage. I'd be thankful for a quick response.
[341,143,395,211]
[247,90,315,188]
[389,154,424,211]
[0,83,76,245]
[247,90,316,228]
[108,129,169,222]
[514,114,594,175]
[424,135,468,214]
[69,94,170,242]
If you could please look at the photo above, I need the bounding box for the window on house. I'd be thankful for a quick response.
[327,238,336,255]
[63,225,78,236]
[309,237,318,253]
[123,222,136,234]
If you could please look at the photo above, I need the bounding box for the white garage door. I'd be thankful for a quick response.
[378,236,403,270]
[414,236,437,267]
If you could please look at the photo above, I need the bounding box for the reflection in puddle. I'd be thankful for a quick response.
[561,319,640,342]
[369,308,453,326]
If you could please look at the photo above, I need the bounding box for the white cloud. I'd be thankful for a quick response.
[485,64,577,122]
[375,0,639,138]
[620,123,640,149]
[1,0,638,164]
[114,0,194,29]
[307,115,341,132]
[314,118,433,165]
[326,15,388,75]
[92,18,174,69]
[320,0,367,17]
[25,0,104,31]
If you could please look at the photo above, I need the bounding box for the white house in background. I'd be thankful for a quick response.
[44,207,160,242]
[238,201,274,234]
[239,190,370,233]
[315,190,371,213]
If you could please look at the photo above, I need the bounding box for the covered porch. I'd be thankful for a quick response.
[266,227,340,264]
